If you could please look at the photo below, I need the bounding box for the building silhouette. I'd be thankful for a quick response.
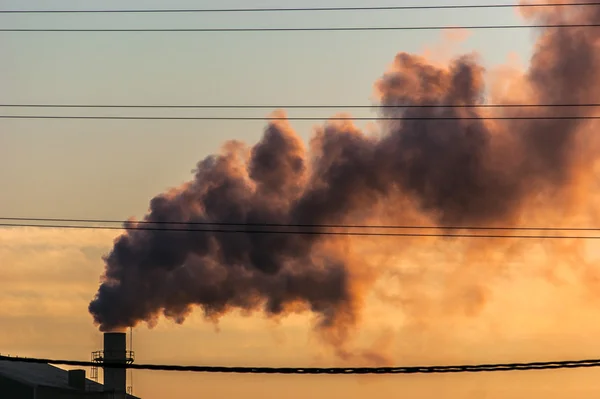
[0,333,139,399]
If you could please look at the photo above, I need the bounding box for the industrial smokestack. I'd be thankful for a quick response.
[103,332,127,399]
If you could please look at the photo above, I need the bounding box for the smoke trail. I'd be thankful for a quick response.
[89,2,600,354]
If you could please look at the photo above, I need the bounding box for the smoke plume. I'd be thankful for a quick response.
[89,1,600,356]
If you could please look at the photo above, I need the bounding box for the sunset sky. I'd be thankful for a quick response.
[3,1,600,398]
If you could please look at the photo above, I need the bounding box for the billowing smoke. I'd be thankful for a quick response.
[89,1,600,354]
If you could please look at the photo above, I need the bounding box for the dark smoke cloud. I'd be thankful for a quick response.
[90,1,600,351]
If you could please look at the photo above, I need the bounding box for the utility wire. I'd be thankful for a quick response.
[2,23,600,32]
[1,355,600,374]
[1,115,600,121]
[1,217,598,232]
[1,222,600,240]
[1,2,598,14]
[2,103,600,109]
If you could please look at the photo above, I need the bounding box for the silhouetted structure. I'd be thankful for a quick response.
[0,359,140,399]
[1,332,137,399]
[91,333,135,399]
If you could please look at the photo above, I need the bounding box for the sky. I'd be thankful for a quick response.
[3,1,600,398]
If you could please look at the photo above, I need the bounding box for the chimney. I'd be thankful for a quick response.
[68,369,86,391]
[103,332,127,399]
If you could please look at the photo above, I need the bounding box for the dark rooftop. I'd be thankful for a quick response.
[0,359,139,398]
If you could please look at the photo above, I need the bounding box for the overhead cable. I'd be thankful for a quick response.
[2,23,600,33]
[2,103,600,109]
[1,2,598,14]
[2,222,600,240]
[1,115,600,121]
[1,355,600,374]
[1,217,599,232]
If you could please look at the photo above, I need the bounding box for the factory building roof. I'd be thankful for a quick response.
[0,359,139,398]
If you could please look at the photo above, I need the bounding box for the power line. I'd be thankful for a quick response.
[1,355,600,374]
[2,23,600,33]
[1,2,598,14]
[2,103,600,109]
[2,222,600,240]
[1,115,600,121]
[2,217,597,232]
